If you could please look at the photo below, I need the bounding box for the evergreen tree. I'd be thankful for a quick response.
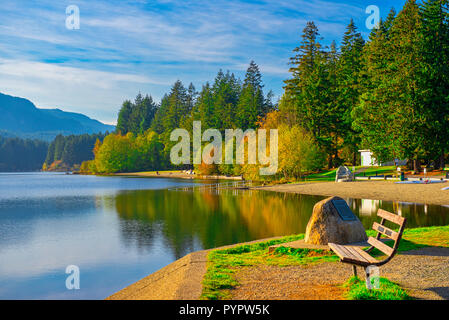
[194,83,215,129]
[354,1,426,171]
[116,100,132,134]
[263,90,276,115]
[285,21,322,96]
[186,83,198,114]
[139,94,158,134]
[353,9,403,164]
[164,80,189,133]
[116,93,157,135]
[419,0,449,168]
[236,61,265,129]
[44,132,109,169]
[337,19,365,165]
[285,22,341,168]
[212,70,240,130]
[52,134,65,163]
[386,0,424,171]
[151,94,169,134]
[0,136,48,172]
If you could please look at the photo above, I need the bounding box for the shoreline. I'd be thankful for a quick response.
[109,172,449,206]
[112,171,243,181]
[108,179,449,299]
[107,235,285,300]
[253,180,449,206]
[97,175,449,299]
[109,225,449,300]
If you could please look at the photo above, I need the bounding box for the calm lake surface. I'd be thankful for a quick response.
[1,172,448,299]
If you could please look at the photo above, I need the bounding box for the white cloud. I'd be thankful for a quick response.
[0,59,172,123]
[0,0,376,123]
[0,59,165,87]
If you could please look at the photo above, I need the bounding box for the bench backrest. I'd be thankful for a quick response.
[367,209,407,258]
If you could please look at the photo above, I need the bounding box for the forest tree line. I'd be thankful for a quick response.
[43,133,109,171]
[0,136,48,172]
[81,61,284,176]
[85,0,449,179]
[0,132,110,172]
[280,0,449,172]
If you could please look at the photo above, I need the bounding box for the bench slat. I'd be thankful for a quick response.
[329,243,376,265]
[372,222,399,241]
[377,209,405,226]
[367,236,394,256]
[347,246,378,264]
[345,246,369,263]
[328,243,356,261]
[338,245,359,261]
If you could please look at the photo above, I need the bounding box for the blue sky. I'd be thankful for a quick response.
[0,0,406,124]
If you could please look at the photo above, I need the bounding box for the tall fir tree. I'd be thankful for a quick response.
[151,94,169,134]
[353,9,404,164]
[236,61,265,129]
[116,100,132,134]
[419,0,449,168]
[285,22,341,168]
[337,20,365,165]
[285,21,322,96]
[212,70,240,130]
[164,80,189,133]
[194,83,215,129]
[389,0,425,171]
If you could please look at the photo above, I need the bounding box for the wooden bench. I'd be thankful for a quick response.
[328,209,407,278]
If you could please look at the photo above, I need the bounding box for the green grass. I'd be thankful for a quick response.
[201,225,449,300]
[365,225,449,257]
[354,166,397,177]
[304,169,338,181]
[200,234,339,300]
[273,246,339,264]
[403,225,449,247]
[344,276,411,300]
[302,166,398,182]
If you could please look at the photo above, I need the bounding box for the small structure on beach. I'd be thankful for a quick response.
[335,166,353,182]
[305,197,367,245]
[359,150,378,167]
[359,149,407,167]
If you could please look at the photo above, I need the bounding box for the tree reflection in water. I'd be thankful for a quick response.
[110,189,449,259]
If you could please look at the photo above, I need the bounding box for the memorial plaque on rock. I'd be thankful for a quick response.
[305,196,367,245]
[331,199,357,221]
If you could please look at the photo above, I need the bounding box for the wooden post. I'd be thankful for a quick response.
[352,265,357,277]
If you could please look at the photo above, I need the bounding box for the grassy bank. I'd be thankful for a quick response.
[201,234,340,300]
[201,225,449,300]
[302,166,399,182]
[343,276,411,300]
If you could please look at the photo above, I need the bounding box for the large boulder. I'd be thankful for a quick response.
[305,196,367,245]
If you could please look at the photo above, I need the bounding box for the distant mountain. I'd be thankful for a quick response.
[0,93,115,141]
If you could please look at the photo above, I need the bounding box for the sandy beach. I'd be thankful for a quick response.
[256,180,449,206]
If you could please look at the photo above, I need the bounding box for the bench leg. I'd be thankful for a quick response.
[352,265,357,277]
[365,266,380,290]
[365,267,374,290]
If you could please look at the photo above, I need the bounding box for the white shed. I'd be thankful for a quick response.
[359,150,378,167]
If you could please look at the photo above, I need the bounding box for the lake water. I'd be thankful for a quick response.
[0,172,448,299]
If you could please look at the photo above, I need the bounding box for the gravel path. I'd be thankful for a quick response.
[231,247,449,300]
